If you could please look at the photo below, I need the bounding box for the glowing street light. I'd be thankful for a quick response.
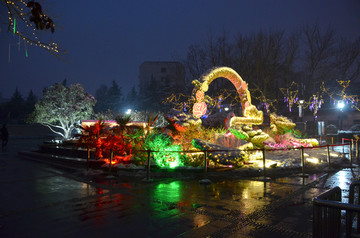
[126,109,132,115]
[337,101,345,110]
[298,100,304,118]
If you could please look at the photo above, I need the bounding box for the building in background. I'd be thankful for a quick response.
[138,61,186,111]
[139,61,185,94]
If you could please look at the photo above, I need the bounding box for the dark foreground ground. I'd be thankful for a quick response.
[0,137,358,238]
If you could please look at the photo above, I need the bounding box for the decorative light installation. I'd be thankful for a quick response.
[190,67,264,129]
[190,67,270,148]
[162,93,192,112]
[251,88,277,114]
[280,82,299,112]
[163,87,242,116]
[322,80,360,111]
[144,134,184,168]
[309,94,323,119]
[5,0,64,57]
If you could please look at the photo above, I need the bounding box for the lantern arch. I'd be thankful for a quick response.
[192,67,263,126]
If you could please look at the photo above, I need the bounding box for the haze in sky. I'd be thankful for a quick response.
[1,0,359,99]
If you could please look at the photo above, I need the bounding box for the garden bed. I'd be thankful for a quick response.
[21,140,349,181]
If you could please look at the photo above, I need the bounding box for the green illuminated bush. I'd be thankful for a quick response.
[144,133,184,168]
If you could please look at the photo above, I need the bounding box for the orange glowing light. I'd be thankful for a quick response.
[103,158,118,165]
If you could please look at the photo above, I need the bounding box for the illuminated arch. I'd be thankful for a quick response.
[192,67,263,125]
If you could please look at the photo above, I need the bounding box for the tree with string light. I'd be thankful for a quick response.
[1,0,64,57]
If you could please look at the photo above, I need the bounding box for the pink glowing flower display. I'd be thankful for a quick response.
[193,102,207,118]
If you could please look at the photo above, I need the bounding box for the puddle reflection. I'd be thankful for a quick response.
[148,179,294,216]
[154,181,182,203]
[36,176,316,230]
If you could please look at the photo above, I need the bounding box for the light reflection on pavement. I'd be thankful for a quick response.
[0,138,359,237]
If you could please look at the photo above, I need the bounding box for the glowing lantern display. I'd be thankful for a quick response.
[191,67,255,119]
[196,90,205,102]
[174,123,187,132]
[241,80,247,90]
[193,102,207,118]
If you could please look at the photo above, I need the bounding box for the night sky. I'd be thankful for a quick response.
[1,0,359,99]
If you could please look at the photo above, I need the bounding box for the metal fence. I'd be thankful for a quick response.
[133,140,357,179]
[103,136,360,182]
[313,180,360,238]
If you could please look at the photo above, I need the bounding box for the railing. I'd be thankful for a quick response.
[313,180,360,238]
[103,136,359,181]
[349,181,360,235]
[317,136,359,161]
[130,142,354,181]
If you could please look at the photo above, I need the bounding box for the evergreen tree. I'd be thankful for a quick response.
[140,77,159,111]
[129,86,137,102]
[5,88,25,122]
[107,80,123,112]
[25,90,37,115]
[10,87,24,104]
[125,86,138,111]
[94,81,123,113]
[94,84,108,113]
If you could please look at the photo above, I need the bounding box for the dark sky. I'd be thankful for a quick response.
[1,0,359,99]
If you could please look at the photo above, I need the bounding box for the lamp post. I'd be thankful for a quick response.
[298,100,304,121]
[337,100,345,130]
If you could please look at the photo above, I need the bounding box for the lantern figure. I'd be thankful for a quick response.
[193,102,207,118]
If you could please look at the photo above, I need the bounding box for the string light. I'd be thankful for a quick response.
[4,0,64,57]
[251,88,277,114]
[322,80,360,111]
[280,82,299,112]
[13,18,16,34]
[25,41,28,57]
[308,93,323,119]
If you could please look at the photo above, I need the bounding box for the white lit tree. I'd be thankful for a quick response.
[27,83,96,139]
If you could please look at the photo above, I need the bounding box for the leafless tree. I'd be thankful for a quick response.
[300,24,360,100]
[183,25,360,114]
[300,24,338,100]
[236,30,298,100]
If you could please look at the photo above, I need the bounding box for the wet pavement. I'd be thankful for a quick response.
[0,138,359,237]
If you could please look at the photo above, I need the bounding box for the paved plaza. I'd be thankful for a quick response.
[0,137,358,237]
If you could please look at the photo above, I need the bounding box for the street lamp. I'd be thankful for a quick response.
[298,100,304,120]
[337,101,345,130]
[337,101,345,111]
